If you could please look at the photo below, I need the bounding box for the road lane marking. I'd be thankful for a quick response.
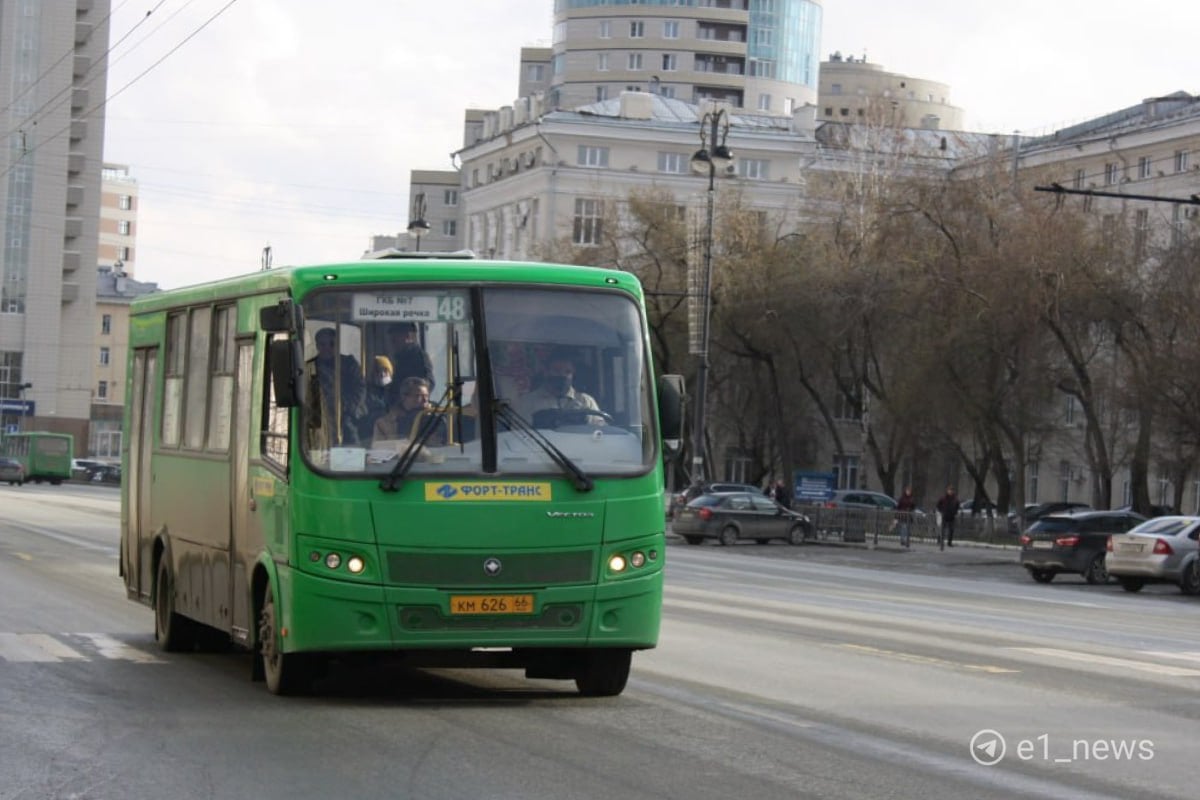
[77,633,164,663]
[1013,647,1200,677]
[1142,650,1200,663]
[839,643,1019,674]
[0,633,163,663]
[0,633,84,662]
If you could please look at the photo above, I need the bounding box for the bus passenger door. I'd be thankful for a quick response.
[229,341,261,645]
[126,348,157,602]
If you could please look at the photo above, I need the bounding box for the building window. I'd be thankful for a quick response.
[595,85,608,101]
[1027,461,1040,503]
[1105,163,1120,185]
[99,346,110,366]
[1073,168,1085,190]
[1175,149,1190,172]
[1138,156,1151,179]
[783,98,794,114]
[627,53,643,70]
[757,93,771,111]
[662,53,677,71]
[572,198,604,246]
[657,152,687,173]
[577,145,609,168]
[97,380,107,400]
[527,64,545,82]
[119,195,131,210]
[663,20,679,38]
[660,85,676,99]
[442,220,457,236]
[830,83,842,95]
[738,159,769,180]
[833,454,860,490]
[118,220,130,236]
[444,189,458,206]
[630,20,644,38]
[599,20,611,38]
[597,52,609,71]
[101,313,111,335]
[1134,208,1149,257]
[1065,394,1076,426]
[1059,460,1071,501]
[119,246,131,261]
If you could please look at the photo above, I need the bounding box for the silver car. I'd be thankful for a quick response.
[1105,516,1200,594]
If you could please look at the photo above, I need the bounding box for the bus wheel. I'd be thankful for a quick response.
[258,586,312,695]
[155,559,196,652]
[574,649,631,697]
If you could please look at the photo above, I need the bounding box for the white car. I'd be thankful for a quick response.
[1106,516,1200,594]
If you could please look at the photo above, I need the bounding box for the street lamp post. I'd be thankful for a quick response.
[17,382,31,432]
[688,107,733,486]
[407,192,431,251]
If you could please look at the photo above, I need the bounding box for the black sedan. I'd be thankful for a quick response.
[1019,510,1146,583]
[672,491,812,546]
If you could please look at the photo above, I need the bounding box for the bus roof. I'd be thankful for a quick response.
[130,259,645,315]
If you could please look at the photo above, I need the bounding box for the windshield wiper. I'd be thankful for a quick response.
[495,402,594,493]
[379,384,455,493]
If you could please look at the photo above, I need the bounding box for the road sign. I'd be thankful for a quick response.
[794,471,835,503]
[0,399,34,415]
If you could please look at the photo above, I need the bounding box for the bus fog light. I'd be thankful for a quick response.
[608,554,627,572]
[347,556,365,574]
[630,551,646,568]
[309,551,322,562]
[325,553,342,570]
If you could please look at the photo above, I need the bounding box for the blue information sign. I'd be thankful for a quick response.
[794,471,835,503]
[0,399,34,415]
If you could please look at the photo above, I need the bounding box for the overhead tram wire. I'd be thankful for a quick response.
[2,0,170,140]
[0,0,244,186]
[1034,183,1200,206]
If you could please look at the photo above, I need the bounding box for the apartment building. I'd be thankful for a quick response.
[91,265,157,459]
[99,163,138,276]
[818,51,964,130]
[549,0,821,117]
[0,0,111,445]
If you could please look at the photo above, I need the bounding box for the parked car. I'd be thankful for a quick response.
[1111,504,1176,518]
[1105,516,1200,594]
[959,498,998,518]
[1019,510,1146,584]
[0,457,25,486]
[672,491,812,546]
[670,482,762,518]
[1007,501,1092,533]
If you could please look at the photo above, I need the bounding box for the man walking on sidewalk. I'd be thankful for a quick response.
[936,485,961,547]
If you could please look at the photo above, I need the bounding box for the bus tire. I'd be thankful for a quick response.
[258,585,312,695]
[155,559,196,652]
[574,649,631,697]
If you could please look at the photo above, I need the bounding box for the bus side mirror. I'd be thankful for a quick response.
[260,299,303,333]
[267,338,306,408]
[657,374,685,452]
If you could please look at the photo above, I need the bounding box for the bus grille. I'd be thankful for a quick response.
[386,550,594,586]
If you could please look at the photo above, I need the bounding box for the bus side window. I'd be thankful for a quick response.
[263,334,290,470]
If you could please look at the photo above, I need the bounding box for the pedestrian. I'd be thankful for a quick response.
[935,485,961,547]
[896,485,916,548]
[767,479,792,508]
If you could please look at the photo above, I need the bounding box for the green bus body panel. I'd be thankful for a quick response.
[122,259,666,665]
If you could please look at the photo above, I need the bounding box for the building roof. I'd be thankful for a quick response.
[565,94,798,133]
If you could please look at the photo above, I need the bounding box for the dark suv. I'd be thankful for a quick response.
[670,482,761,518]
[1008,501,1092,534]
[1019,510,1145,584]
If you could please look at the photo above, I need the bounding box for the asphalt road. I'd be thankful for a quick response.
[2,484,1197,800]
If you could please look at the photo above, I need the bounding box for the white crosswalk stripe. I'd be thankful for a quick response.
[0,633,163,664]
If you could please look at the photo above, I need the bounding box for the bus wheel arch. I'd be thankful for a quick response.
[256,571,315,695]
[153,541,196,652]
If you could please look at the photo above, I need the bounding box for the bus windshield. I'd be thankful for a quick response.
[299,285,654,478]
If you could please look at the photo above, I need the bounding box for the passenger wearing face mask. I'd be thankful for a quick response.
[514,348,604,426]
[359,355,394,440]
[372,376,447,445]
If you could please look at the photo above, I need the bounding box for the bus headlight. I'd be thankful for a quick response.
[324,553,341,570]
[630,551,646,568]
[607,554,627,572]
[347,556,365,574]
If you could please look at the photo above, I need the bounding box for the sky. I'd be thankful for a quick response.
[101,0,1199,290]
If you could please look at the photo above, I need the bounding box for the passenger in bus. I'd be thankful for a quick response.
[372,376,447,446]
[307,327,366,446]
[387,322,435,390]
[359,355,395,440]
[514,349,605,426]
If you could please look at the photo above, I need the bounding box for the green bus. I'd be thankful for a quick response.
[120,254,683,696]
[1,431,73,484]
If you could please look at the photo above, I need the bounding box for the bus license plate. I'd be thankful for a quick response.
[449,594,535,615]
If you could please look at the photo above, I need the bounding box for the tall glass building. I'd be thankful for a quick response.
[550,0,822,116]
